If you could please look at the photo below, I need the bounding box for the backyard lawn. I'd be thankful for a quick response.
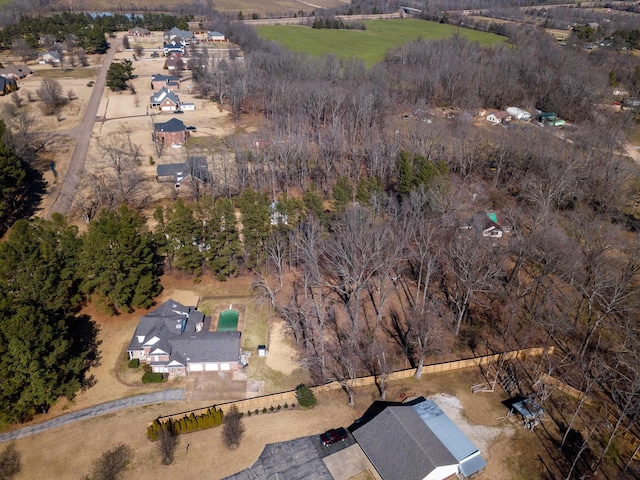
[258,18,507,66]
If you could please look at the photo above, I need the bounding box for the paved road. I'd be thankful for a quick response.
[0,389,183,443]
[46,37,121,219]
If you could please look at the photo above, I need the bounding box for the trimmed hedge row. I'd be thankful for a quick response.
[245,402,295,417]
[147,407,224,441]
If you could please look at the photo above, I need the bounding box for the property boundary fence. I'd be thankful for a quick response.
[540,373,640,460]
[151,346,553,426]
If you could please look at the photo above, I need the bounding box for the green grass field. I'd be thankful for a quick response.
[258,18,507,67]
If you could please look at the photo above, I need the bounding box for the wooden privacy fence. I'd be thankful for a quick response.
[152,345,553,426]
[540,373,640,460]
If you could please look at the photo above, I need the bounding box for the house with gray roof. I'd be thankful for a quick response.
[164,27,194,43]
[352,397,486,480]
[150,86,180,111]
[156,157,210,185]
[127,299,241,379]
[153,117,188,147]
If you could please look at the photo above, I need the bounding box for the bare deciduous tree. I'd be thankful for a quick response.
[157,421,179,465]
[88,443,133,480]
[37,78,66,116]
[222,405,245,449]
[442,232,501,337]
[0,442,21,480]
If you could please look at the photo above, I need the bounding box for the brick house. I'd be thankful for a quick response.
[153,118,188,147]
[127,299,241,379]
[149,86,180,111]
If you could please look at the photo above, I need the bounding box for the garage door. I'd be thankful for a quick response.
[190,363,204,372]
[220,363,230,371]
[204,363,218,371]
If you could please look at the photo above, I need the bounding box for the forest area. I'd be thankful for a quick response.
[1,0,640,478]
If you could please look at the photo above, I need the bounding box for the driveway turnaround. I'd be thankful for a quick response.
[224,436,334,480]
[0,388,183,443]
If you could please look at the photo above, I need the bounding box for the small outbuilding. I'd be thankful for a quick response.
[486,111,511,124]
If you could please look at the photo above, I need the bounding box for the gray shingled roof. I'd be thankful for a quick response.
[170,331,240,363]
[153,117,185,133]
[156,163,187,178]
[127,299,239,368]
[352,398,485,480]
[353,406,456,480]
[151,74,180,83]
[150,87,180,107]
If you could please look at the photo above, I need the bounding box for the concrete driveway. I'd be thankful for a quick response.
[183,370,248,401]
[0,388,183,443]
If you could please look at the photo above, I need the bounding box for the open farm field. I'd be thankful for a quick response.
[258,18,507,66]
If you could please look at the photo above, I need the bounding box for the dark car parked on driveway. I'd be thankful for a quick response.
[320,427,348,446]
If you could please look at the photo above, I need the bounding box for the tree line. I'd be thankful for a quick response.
[0,11,191,52]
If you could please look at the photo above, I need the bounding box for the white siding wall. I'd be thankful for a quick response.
[424,464,458,480]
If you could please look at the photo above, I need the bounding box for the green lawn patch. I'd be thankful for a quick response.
[142,372,165,383]
[258,18,507,67]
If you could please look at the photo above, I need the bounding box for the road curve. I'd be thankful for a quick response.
[0,388,184,443]
[46,37,122,219]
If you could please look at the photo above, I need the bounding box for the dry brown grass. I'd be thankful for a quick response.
[48,0,349,15]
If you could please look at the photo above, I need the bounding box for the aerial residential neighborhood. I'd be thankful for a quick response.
[0,1,640,480]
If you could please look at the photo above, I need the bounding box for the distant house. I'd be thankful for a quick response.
[207,31,226,41]
[270,201,288,226]
[352,397,486,480]
[0,76,17,96]
[128,26,151,36]
[164,27,194,43]
[486,111,511,124]
[153,117,188,147]
[150,86,180,111]
[165,53,187,71]
[38,51,61,65]
[151,74,181,90]
[163,40,186,56]
[0,64,33,80]
[126,298,241,379]
[482,211,514,238]
[622,99,640,111]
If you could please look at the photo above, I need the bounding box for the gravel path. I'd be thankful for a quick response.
[0,388,183,443]
[46,36,121,218]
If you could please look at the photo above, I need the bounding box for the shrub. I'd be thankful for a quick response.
[149,155,155,165]
[295,384,317,408]
[142,372,164,383]
[262,407,267,414]
[255,409,259,415]
[269,406,274,412]
[87,81,94,87]
[128,358,139,368]
[284,402,289,409]
[247,410,252,416]
[277,404,281,411]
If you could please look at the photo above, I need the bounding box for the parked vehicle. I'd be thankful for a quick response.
[320,427,348,446]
